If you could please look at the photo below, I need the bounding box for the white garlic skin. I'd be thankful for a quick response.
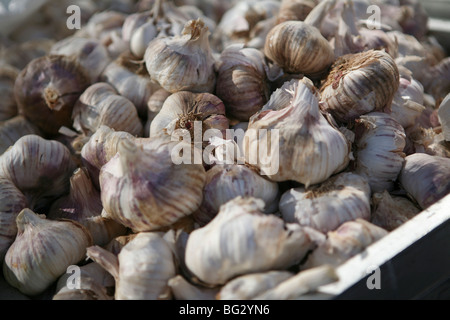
[279,172,371,233]
[185,197,314,286]
[399,153,450,209]
[354,112,406,193]
[3,208,93,296]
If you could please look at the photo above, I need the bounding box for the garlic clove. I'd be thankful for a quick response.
[354,112,406,193]
[371,191,420,231]
[244,77,351,187]
[144,18,216,93]
[0,115,41,155]
[399,153,450,209]
[320,50,400,123]
[14,55,90,137]
[217,270,293,300]
[184,197,315,286]
[130,21,158,58]
[279,172,371,233]
[100,137,206,232]
[193,164,279,226]
[3,208,93,296]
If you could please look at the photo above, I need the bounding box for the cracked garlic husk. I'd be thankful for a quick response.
[215,44,271,122]
[87,232,176,300]
[354,112,406,193]
[303,219,388,269]
[279,172,371,233]
[320,49,400,123]
[144,18,216,93]
[3,208,93,296]
[100,137,206,232]
[371,191,420,232]
[193,164,279,226]
[184,197,315,286]
[48,168,127,247]
[244,77,351,187]
[399,153,450,209]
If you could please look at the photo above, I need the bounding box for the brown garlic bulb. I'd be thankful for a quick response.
[48,168,127,247]
[320,50,400,123]
[0,64,19,121]
[72,82,143,138]
[277,0,318,24]
[0,116,41,155]
[3,208,93,296]
[215,44,270,122]
[149,91,229,143]
[264,20,334,76]
[0,135,77,210]
[100,137,206,232]
[14,55,90,136]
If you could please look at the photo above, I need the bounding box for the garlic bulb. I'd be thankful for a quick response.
[81,125,135,189]
[145,88,171,136]
[277,0,317,24]
[218,270,293,300]
[354,112,406,193]
[0,64,19,121]
[244,77,351,187]
[0,178,27,261]
[279,172,371,233]
[0,135,76,210]
[184,197,315,286]
[48,168,127,246]
[149,91,229,142]
[144,18,216,93]
[193,164,279,226]
[303,219,388,269]
[264,20,334,76]
[320,50,399,123]
[14,55,90,136]
[87,232,176,300]
[72,82,144,138]
[399,153,450,209]
[371,191,420,231]
[50,37,111,83]
[53,262,115,300]
[101,52,161,118]
[0,116,41,155]
[168,275,220,300]
[438,93,450,141]
[100,137,206,232]
[3,208,93,296]
[420,57,450,103]
[215,44,270,121]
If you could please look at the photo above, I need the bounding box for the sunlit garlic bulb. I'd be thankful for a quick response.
[3,208,93,296]
[144,18,216,93]
[100,137,206,232]
[279,172,371,233]
[244,77,351,187]
[320,50,399,123]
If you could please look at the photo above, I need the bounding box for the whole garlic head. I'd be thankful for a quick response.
[144,18,216,93]
[279,172,371,233]
[3,208,93,296]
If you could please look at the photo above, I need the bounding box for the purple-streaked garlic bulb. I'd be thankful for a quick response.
[215,44,270,122]
[399,153,450,209]
[279,172,371,233]
[244,77,351,187]
[100,137,206,232]
[0,116,41,155]
[320,50,399,123]
[354,112,406,193]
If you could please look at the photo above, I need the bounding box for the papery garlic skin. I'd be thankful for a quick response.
[193,164,279,226]
[144,18,216,93]
[354,112,406,193]
[3,208,93,296]
[320,50,399,123]
[399,153,450,209]
[244,78,350,187]
[100,137,206,232]
[279,172,371,233]
[185,197,314,286]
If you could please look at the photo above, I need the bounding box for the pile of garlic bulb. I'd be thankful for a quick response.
[0,0,449,300]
